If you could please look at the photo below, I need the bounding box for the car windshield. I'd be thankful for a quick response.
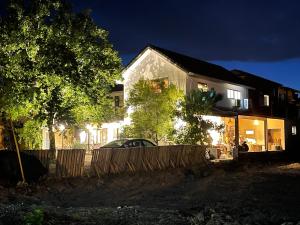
[102,139,128,148]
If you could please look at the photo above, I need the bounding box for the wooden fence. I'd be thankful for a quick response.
[91,145,209,176]
[56,149,86,177]
[23,150,55,170]
[3,146,208,178]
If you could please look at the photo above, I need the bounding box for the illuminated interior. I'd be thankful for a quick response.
[267,118,285,150]
[239,116,266,151]
[202,115,236,159]
[239,116,285,152]
[201,115,285,159]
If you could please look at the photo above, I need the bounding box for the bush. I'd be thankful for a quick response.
[23,208,44,225]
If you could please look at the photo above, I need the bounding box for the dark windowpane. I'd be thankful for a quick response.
[114,96,120,107]
[143,140,155,147]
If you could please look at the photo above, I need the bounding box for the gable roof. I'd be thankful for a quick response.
[231,69,282,89]
[125,45,289,90]
[148,45,246,85]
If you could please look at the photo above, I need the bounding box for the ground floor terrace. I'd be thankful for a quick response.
[203,115,289,159]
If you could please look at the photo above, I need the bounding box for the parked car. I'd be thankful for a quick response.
[101,138,156,148]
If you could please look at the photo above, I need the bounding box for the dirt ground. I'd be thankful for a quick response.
[1,161,300,225]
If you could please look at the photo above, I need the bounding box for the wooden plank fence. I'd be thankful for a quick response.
[2,145,208,178]
[23,150,55,170]
[91,145,209,176]
[56,149,86,177]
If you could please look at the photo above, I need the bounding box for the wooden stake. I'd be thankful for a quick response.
[10,119,26,184]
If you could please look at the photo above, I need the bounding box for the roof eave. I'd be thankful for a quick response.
[187,72,255,90]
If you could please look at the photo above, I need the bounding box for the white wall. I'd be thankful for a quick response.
[123,47,249,110]
[187,75,249,109]
[123,48,188,101]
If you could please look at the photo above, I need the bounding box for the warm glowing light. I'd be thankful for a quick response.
[102,122,123,143]
[202,115,222,125]
[246,138,256,144]
[254,120,259,126]
[246,130,254,135]
[208,129,221,145]
[202,115,223,146]
[58,124,65,131]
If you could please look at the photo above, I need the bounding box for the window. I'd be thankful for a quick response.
[198,82,208,92]
[100,128,108,144]
[114,96,120,107]
[142,140,155,147]
[128,140,142,147]
[264,95,270,106]
[227,89,234,99]
[243,99,249,109]
[113,128,119,140]
[227,89,241,100]
[150,78,169,92]
[292,126,297,135]
[279,93,285,102]
[234,91,241,100]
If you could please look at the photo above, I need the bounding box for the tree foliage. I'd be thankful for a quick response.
[175,89,222,145]
[17,120,45,149]
[0,0,122,149]
[123,79,183,144]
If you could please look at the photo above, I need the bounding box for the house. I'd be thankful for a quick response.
[40,44,299,153]
[41,84,125,149]
[120,45,300,153]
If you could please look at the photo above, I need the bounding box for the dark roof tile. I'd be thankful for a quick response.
[149,45,247,85]
[231,69,282,88]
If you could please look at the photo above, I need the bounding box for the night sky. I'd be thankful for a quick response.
[1,0,300,89]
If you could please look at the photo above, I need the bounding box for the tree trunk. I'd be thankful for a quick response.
[48,122,56,150]
[155,133,158,145]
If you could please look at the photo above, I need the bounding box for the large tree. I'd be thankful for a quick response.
[175,89,222,145]
[0,0,122,149]
[123,79,182,144]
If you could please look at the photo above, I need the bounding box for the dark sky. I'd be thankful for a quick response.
[1,0,300,89]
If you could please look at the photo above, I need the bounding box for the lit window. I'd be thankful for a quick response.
[150,78,169,92]
[292,126,297,135]
[244,99,249,109]
[235,91,241,100]
[227,89,240,100]
[264,95,270,106]
[227,89,234,98]
[198,82,208,92]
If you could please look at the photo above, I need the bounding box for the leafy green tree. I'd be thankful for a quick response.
[123,79,183,144]
[17,120,45,149]
[175,89,222,145]
[0,0,122,149]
